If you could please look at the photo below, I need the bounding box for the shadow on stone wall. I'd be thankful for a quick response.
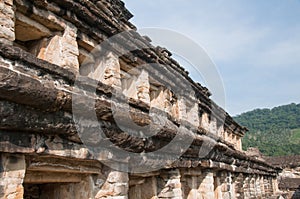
[292,186,300,199]
[0,156,3,198]
[0,186,3,198]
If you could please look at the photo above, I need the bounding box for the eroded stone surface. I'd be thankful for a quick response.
[0,0,15,44]
[266,155,300,198]
[0,154,26,199]
[0,0,284,198]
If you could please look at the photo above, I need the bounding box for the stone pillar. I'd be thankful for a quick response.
[234,173,245,199]
[122,69,150,104]
[236,136,242,151]
[232,135,236,148]
[220,171,226,198]
[243,175,251,199]
[217,125,224,138]
[209,117,217,134]
[95,170,129,199]
[224,131,228,142]
[163,89,173,115]
[190,176,198,199]
[249,175,256,198]
[88,51,121,88]
[176,97,187,121]
[187,102,200,128]
[181,169,215,199]
[255,175,262,198]
[198,170,215,199]
[260,176,265,198]
[150,87,174,115]
[158,169,182,199]
[271,178,279,194]
[181,169,201,199]
[227,133,233,144]
[263,177,269,197]
[123,75,138,99]
[150,86,165,111]
[263,176,274,197]
[0,0,15,44]
[231,173,237,199]
[221,131,226,141]
[32,23,79,71]
[220,171,234,199]
[201,112,210,131]
[214,173,222,199]
[0,153,26,199]
[129,176,158,199]
[136,70,150,104]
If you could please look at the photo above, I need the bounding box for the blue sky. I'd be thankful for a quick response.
[122,0,300,116]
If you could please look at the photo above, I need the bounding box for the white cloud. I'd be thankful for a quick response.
[192,26,270,63]
[255,37,300,67]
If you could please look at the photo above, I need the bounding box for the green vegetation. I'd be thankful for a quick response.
[290,128,300,144]
[234,103,300,156]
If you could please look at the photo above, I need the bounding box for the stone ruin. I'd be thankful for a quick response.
[265,155,300,199]
[0,0,284,198]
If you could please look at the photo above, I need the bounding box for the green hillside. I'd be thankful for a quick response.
[234,103,300,156]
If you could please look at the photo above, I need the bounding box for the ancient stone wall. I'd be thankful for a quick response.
[0,0,283,198]
[266,155,300,198]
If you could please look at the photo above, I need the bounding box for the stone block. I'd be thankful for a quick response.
[187,103,200,128]
[177,97,187,121]
[136,70,150,104]
[113,183,128,196]
[107,171,129,183]
[33,23,79,71]
[0,154,26,199]
[90,51,121,88]
[201,112,210,131]
[15,12,52,42]
[0,0,15,42]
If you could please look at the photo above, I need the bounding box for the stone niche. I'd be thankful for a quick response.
[15,12,52,45]
[12,3,79,71]
[150,85,201,125]
[17,156,130,199]
[150,86,176,115]
[23,178,93,199]
[122,69,150,104]
[129,170,182,199]
[21,157,96,199]
[87,51,122,89]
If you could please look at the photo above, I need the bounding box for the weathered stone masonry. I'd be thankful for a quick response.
[0,0,282,198]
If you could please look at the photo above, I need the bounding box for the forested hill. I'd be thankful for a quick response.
[234,103,300,156]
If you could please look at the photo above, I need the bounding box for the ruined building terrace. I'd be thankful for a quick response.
[0,0,282,198]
